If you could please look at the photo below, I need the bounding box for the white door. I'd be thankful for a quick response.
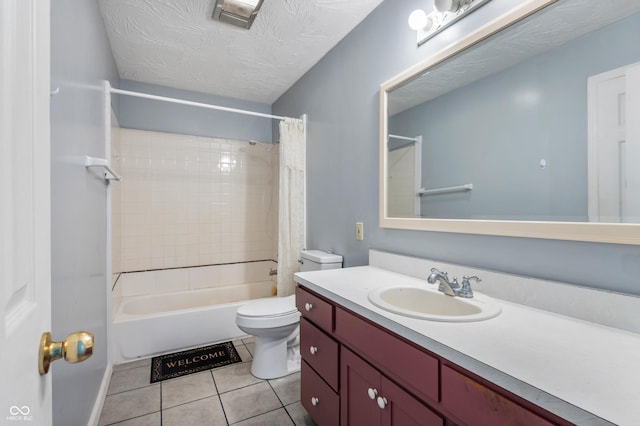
[1,0,52,423]
[588,62,640,223]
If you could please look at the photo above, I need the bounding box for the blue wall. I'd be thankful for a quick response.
[389,12,640,221]
[50,1,119,424]
[273,0,640,295]
[118,80,274,143]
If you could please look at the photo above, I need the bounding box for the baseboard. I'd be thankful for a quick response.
[87,363,113,426]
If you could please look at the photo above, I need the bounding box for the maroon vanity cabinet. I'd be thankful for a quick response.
[341,346,443,426]
[296,287,340,425]
[296,285,572,426]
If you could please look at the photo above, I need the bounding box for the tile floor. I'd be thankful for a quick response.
[99,337,316,425]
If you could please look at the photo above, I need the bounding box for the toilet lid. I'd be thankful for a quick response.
[237,295,297,317]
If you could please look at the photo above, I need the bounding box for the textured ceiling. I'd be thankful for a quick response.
[389,0,640,115]
[99,0,383,104]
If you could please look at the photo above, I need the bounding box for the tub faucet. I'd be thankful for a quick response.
[427,268,479,298]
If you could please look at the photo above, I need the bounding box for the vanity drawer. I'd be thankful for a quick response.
[301,360,340,426]
[300,317,339,391]
[335,307,439,404]
[441,365,555,426]
[296,286,334,332]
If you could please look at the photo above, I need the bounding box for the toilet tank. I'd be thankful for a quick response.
[299,250,343,272]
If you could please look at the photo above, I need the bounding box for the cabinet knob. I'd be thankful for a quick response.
[309,346,318,355]
[377,396,388,409]
[311,397,319,406]
[367,388,378,400]
[305,302,313,311]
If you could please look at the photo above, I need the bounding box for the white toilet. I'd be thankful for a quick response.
[236,250,343,379]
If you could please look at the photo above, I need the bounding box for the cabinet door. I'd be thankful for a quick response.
[341,347,382,426]
[441,365,556,426]
[381,377,443,426]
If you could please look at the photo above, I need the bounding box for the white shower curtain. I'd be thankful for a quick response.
[277,117,305,296]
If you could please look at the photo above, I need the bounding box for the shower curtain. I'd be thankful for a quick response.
[277,118,305,296]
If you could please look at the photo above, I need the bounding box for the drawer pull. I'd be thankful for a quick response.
[377,396,388,409]
[367,388,378,400]
[305,302,313,311]
[311,396,319,406]
[309,346,318,355]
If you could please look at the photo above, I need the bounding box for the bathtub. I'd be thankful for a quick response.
[112,281,274,363]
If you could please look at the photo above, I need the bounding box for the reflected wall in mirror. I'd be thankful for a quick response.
[380,0,640,244]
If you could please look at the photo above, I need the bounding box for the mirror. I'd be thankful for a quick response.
[380,0,640,244]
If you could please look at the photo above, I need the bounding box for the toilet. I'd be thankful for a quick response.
[236,250,343,379]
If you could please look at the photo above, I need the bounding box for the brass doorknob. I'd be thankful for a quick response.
[38,331,94,375]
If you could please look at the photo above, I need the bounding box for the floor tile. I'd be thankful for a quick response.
[285,402,316,426]
[110,412,161,426]
[108,365,152,395]
[244,341,256,357]
[231,408,294,425]
[113,358,152,372]
[234,343,253,362]
[98,385,160,426]
[269,372,301,406]
[212,362,263,393]
[220,381,282,424]
[162,370,217,409]
[162,396,227,426]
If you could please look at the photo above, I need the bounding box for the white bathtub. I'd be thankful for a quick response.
[112,281,274,363]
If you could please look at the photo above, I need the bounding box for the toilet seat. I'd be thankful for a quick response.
[236,295,300,329]
[237,295,296,317]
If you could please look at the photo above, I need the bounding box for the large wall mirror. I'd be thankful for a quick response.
[380,0,640,244]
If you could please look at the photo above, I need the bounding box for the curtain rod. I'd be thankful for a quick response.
[108,85,295,121]
[388,134,419,142]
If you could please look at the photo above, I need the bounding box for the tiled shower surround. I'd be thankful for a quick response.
[112,128,278,273]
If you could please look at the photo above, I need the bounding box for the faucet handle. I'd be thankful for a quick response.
[459,275,481,298]
[430,267,448,277]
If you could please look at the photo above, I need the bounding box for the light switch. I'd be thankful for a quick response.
[356,222,364,241]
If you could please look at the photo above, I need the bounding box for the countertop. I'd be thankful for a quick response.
[295,265,640,426]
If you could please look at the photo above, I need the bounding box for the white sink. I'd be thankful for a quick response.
[368,286,501,322]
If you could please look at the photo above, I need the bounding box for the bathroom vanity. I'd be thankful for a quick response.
[295,251,640,426]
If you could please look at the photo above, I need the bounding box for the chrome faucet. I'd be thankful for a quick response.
[427,268,480,298]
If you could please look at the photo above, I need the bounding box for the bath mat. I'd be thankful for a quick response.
[150,341,241,383]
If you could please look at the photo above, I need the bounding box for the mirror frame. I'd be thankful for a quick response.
[379,0,640,245]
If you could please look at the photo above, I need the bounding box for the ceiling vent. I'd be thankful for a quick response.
[212,0,264,29]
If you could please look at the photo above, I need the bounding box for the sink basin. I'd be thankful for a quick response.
[368,286,501,322]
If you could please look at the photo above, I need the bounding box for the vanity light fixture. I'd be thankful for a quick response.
[409,0,493,46]
[212,0,264,29]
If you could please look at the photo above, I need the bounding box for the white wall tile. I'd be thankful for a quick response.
[115,129,277,282]
[189,265,221,289]
[156,268,189,293]
[120,271,156,297]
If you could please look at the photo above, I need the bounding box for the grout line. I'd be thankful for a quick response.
[210,368,230,425]
[227,407,289,426]
[104,410,161,426]
[282,404,298,426]
[120,259,278,274]
[159,381,163,425]
[111,272,121,291]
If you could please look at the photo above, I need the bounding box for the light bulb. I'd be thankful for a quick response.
[408,9,428,30]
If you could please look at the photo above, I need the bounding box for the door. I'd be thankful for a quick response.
[588,62,640,222]
[1,0,52,423]
[381,376,442,426]
[341,347,382,426]
[387,136,422,218]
